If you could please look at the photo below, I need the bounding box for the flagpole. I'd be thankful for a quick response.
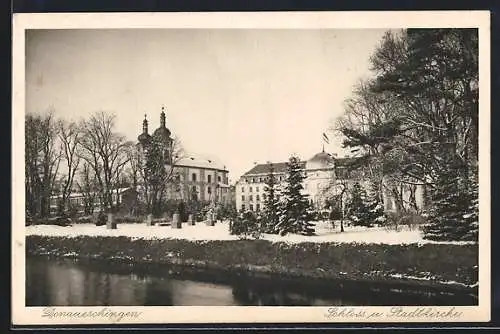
[322,132,329,153]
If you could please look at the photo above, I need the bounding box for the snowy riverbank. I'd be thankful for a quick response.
[25,223,479,295]
[25,220,475,245]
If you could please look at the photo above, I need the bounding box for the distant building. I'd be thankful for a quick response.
[49,187,138,215]
[235,151,336,213]
[235,150,425,213]
[136,107,231,205]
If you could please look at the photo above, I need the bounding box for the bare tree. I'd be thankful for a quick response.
[322,163,356,233]
[75,162,98,215]
[125,142,141,190]
[138,135,185,216]
[25,111,61,218]
[78,111,130,212]
[56,119,81,214]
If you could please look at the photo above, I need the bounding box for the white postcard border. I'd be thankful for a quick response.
[12,11,491,325]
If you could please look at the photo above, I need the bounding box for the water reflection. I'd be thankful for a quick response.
[26,257,477,306]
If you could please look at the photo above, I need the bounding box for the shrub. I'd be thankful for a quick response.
[26,235,479,287]
[74,215,94,224]
[230,211,262,240]
[329,207,343,221]
[114,214,143,224]
[384,211,427,232]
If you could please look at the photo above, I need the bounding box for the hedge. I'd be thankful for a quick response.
[26,235,478,294]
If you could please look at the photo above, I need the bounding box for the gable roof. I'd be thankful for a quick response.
[243,161,305,176]
[242,157,358,176]
[243,162,299,176]
[175,152,227,171]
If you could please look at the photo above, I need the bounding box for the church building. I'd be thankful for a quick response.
[136,107,231,205]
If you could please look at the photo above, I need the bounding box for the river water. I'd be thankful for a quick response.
[26,256,477,306]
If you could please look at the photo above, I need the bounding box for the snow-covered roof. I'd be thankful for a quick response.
[175,153,227,172]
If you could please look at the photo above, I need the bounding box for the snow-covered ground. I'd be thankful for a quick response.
[25,220,475,245]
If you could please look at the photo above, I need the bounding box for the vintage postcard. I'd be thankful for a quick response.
[12,11,491,325]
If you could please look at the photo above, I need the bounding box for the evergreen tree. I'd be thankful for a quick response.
[365,181,387,225]
[346,182,373,227]
[230,210,261,240]
[276,155,315,236]
[423,153,478,242]
[261,164,280,234]
[462,164,479,241]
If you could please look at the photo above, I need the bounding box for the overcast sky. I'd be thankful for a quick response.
[26,29,387,182]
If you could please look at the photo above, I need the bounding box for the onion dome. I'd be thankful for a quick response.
[153,106,171,142]
[138,114,152,144]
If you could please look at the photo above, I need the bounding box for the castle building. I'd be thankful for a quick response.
[136,107,231,205]
[235,150,425,213]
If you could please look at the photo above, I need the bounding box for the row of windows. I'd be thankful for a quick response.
[190,173,226,183]
[241,194,261,202]
[241,204,260,211]
[241,186,261,193]
[242,171,338,186]
[241,182,323,193]
[244,176,285,184]
[190,185,226,195]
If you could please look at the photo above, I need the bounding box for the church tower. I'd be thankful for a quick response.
[152,106,173,164]
[137,114,152,151]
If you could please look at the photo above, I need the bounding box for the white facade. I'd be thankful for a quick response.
[235,151,426,214]
[235,151,337,212]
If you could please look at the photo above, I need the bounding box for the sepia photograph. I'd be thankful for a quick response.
[12,11,490,325]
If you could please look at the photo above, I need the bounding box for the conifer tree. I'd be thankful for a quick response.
[423,153,478,242]
[346,182,373,227]
[261,164,280,234]
[462,164,479,241]
[276,155,315,236]
[365,181,387,225]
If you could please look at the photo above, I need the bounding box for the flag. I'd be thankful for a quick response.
[322,132,330,144]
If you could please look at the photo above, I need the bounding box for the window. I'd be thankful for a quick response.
[241,187,245,192]
[242,195,245,201]
[191,186,198,201]
[256,195,260,201]
[253,178,256,183]
[218,176,221,182]
[241,204,245,211]
[208,175,212,183]
[256,186,259,192]
[249,195,253,201]
[207,186,212,194]
[256,204,260,211]
[249,187,253,192]
[192,173,197,182]
[250,204,254,211]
